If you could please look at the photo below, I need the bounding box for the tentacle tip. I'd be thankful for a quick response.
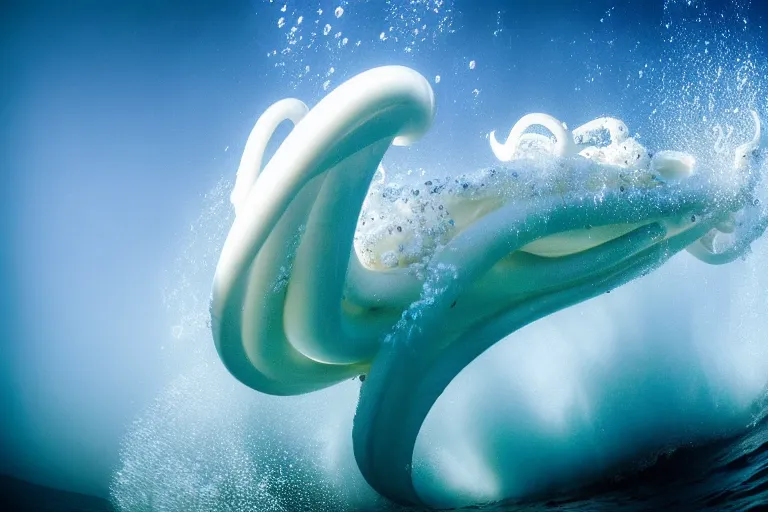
[489,130,512,162]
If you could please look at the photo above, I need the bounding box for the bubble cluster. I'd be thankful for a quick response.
[633,0,766,168]
[110,365,383,512]
[380,0,456,53]
[111,179,389,511]
[161,178,232,363]
[264,1,358,91]
[263,0,455,93]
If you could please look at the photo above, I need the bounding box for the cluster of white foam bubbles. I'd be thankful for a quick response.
[109,364,386,511]
[111,3,768,511]
[378,0,455,50]
[111,178,391,512]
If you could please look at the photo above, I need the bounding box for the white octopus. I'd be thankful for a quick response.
[212,66,765,508]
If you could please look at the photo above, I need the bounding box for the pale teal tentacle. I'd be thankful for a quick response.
[353,218,716,506]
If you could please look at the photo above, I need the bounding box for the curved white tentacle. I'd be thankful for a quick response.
[230,99,310,215]
[212,66,435,393]
[211,67,766,507]
[490,113,576,161]
[283,140,396,364]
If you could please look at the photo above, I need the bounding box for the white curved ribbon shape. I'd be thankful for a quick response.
[211,66,766,506]
[230,98,310,215]
[212,66,435,394]
[490,113,576,161]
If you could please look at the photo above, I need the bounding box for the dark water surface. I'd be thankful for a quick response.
[2,415,765,511]
[485,415,768,512]
[0,475,113,512]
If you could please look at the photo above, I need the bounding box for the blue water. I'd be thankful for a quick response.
[3,0,768,511]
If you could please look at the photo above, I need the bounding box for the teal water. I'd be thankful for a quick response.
[3,1,768,511]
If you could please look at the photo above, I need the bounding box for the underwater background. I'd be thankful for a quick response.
[2,0,768,510]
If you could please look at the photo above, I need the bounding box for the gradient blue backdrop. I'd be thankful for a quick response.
[2,0,766,499]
